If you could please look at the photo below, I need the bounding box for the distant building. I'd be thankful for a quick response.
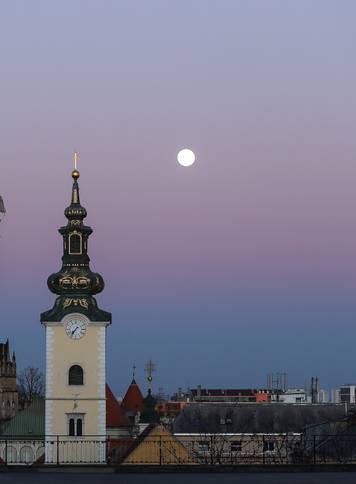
[331,388,341,403]
[0,340,18,429]
[173,402,354,434]
[275,389,308,404]
[339,384,356,404]
[188,386,271,403]
[156,400,186,421]
[317,389,330,403]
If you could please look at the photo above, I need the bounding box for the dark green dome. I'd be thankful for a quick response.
[40,167,111,323]
[47,268,104,296]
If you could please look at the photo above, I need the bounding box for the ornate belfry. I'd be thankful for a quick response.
[41,162,111,323]
[41,156,111,462]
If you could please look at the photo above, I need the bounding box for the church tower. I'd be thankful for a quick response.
[41,159,111,456]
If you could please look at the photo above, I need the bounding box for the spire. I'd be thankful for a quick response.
[121,377,144,413]
[40,154,111,324]
[132,364,136,384]
[64,152,87,222]
[71,152,80,205]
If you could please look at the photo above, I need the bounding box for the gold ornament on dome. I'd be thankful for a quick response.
[59,272,90,289]
[63,298,89,309]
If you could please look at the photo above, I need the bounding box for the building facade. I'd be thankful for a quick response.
[274,389,308,404]
[0,340,18,427]
[188,387,271,403]
[339,384,356,403]
[40,165,111,462]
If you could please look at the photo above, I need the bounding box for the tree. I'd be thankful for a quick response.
[18,366,45,402]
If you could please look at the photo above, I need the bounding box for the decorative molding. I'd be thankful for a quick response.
[61,313,90,326]
[98,400,106,436]
[63,298,89,310]
[45,328,54,399]
[45,326,54,463]
[97,327,106,434]
[42,321,110,327]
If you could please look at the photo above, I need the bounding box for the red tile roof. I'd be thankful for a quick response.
[121,379,144,413]
[106,384,130,428]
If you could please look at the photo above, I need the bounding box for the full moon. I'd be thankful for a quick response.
[177,148,196,167]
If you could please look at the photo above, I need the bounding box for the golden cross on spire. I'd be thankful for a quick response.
[72,151,80,180]
[74,151,79,170]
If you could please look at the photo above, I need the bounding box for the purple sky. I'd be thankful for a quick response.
[1,0,356,396]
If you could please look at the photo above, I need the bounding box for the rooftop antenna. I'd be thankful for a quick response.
[145,359,156,392]
[267,372,288,392]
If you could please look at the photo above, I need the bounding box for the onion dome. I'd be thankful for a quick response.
[41,157,111,323]
[140,390,159,424]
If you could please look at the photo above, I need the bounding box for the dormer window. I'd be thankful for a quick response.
[69,232,82,255]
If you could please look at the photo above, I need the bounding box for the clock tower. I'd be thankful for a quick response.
[41,160,111,462]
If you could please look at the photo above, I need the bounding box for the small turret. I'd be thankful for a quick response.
[0,340,16,378]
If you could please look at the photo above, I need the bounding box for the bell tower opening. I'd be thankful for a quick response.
[68,365,84,385]
[69,233,82,255]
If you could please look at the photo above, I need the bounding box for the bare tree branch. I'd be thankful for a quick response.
[17,366,45,402]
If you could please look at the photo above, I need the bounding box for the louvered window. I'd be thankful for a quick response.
[68,365,83,385]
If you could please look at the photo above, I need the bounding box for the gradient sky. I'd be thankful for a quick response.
[1,0,356,397]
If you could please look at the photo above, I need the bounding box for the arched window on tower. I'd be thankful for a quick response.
[69,418,75,436]
[76,418,83,436]
[67,414,84,437]
[68,365,84,385]
[69,233,82,255]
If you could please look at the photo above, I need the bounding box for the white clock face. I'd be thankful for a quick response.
[65,319,87,340]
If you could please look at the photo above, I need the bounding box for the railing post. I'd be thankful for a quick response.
[210,435,213,465]
[263,435,265,465]
[159,435,162,466]
[106,436,110,464]
[5,439,7,466]
[56,435,59,465]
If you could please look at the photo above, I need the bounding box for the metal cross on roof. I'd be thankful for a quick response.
[145,359,156,390]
